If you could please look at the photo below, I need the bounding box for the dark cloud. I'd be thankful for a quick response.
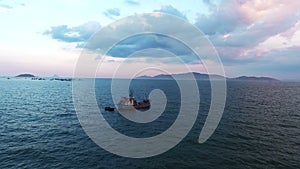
[103,8,120,19]
[44,6,192,64]
[79,14,206,64]
[106,34,198,63]
[124,0,139,6]
[43,21,100,42]
[153,5,187,20]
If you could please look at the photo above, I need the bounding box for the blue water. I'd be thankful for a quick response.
[0,78,299,168]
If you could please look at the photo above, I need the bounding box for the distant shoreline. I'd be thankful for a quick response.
[2,77,299,82]
[1,72,296,82]
[135,72,281,82]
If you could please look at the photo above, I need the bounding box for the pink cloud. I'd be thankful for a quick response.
[198,0,300,65]
[236,0,300,24]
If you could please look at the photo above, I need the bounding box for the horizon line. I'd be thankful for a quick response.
[1,72,299,82]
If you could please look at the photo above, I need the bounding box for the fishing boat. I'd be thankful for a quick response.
[117,90,151,110]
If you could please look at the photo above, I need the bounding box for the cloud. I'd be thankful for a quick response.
[105,34,199,64]
[196,0,300,42]
[0,2,22,12]
[194,0,300,66]
[81,14,206,64]
[195,1,242,35]
[262,46,300,65]
[103,8,120,19]
[43,1,300,75]
[228,45,300,79]
[124,0,139,6]
[44,21,101,42]
[107,34,189,56]
[0,4,13,9]
[153,5,187,20]
[0,1,25,12]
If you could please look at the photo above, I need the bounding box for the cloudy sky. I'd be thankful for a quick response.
[0,0,299,80]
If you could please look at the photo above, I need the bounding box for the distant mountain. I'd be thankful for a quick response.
[136,75,152,79]
[136,72,224,80]
[229,76,280,82]
[136,72,280,82]
[15,73,35,77]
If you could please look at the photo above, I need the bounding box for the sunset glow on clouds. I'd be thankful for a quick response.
[0,0,299,80]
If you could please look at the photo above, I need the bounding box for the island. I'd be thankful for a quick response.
[136,72,280,82]
[228,76,280,82]
[15,73,35,78]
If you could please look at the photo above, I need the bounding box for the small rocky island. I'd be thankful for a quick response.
[15,73,35,78]
[13,73,71,81]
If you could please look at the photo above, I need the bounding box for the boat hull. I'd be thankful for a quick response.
[117,102,150,110]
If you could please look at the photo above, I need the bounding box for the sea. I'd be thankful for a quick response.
[0,78,299,169]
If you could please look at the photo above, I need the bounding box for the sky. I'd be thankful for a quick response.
[0,0,299,80]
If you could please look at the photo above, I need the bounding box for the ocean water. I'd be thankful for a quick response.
[0,78,299,168]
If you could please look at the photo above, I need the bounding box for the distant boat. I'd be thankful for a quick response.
[117,90,151,110]
[50,78,72,81]
[31,77,45,80]
[104,107,115,112]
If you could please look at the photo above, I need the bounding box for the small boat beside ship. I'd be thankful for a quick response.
[117,90,151,110]
[104,106,115,111]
